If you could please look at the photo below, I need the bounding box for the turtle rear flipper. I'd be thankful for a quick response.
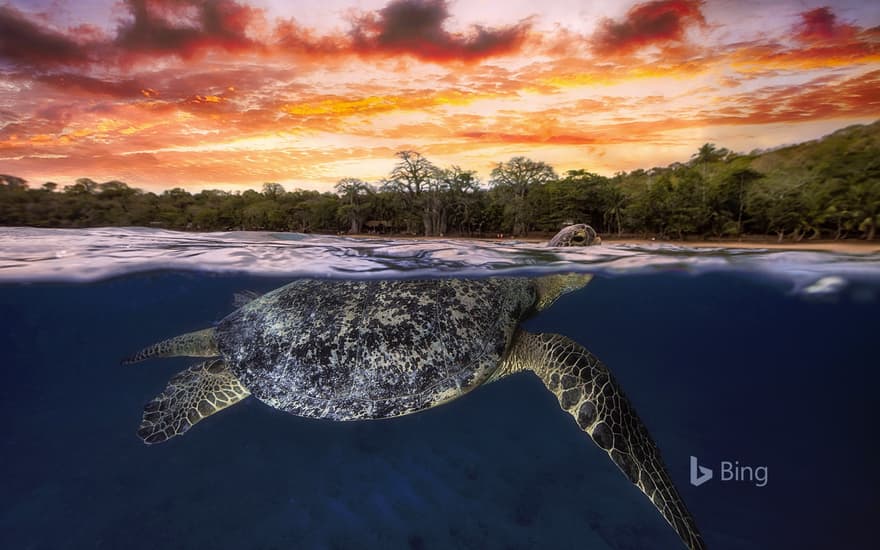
[501,331,706,550]
[138,359,250,444]
[122,328,218,364]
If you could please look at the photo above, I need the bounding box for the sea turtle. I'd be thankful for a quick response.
[546,223,601,246]
[124,225,704,550]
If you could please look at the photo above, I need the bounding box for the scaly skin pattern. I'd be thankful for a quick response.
[137,359,250,444]
[499,331,706,550]
[215,278,536,420]
[121,328,218,364]
[547,223,599,246]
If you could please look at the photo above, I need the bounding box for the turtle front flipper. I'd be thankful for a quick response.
[500,331,706,550]
[138,359,250,444]
[122,328,218,364]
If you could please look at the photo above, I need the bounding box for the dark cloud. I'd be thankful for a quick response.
[591,0,705,56]
[349,0,530,62]
[0,5,94,68]
[34,73,148,98]
[795,7,856,43]
[2,0,528,71]
[115,0,261,58]
[0,0,263,70]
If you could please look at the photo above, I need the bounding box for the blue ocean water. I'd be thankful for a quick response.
[1,228,878,550]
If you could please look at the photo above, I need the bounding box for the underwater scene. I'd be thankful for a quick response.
[1,227,878,550]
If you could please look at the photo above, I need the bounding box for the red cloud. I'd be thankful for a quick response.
[273,19,348,57]
[591,0,705,56]
[349,0,531,62]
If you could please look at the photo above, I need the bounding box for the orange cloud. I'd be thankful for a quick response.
[280,90,480,118]
[617,70,880,131]
[431,70,880,148]
[712,70,880,125]
[729,37,880,73]
[459,131,598,145]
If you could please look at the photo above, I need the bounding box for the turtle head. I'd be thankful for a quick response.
[548,224,601,247]
[534,272,593,312]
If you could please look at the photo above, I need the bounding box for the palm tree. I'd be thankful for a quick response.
[690,143,729,213]
[603,186,627,236]
[691,143,725,178]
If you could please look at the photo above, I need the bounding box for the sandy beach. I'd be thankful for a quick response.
[344,233,880,254]
[601,237,880,254]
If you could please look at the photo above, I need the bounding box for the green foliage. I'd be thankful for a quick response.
[1,120,878,239]
[489,156,557,235]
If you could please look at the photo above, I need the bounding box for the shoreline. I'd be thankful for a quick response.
[342,233,880,254]
[7,225,879,254]
[603,238,880,254]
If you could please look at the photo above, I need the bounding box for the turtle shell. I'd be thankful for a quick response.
[215,278,536,420]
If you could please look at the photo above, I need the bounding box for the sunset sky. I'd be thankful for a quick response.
[1,0,879,192]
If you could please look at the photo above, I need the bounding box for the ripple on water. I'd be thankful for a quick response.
[0,228,878,298]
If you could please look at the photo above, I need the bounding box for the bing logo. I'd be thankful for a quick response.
[690,456,768,487]
[690,456,713,487]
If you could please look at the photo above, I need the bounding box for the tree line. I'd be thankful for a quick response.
[1,120,878,240]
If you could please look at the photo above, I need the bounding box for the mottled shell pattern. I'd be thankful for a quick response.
[216,278,536,420]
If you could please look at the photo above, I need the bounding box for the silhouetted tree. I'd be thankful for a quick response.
[334,178,373,234]
[262,182,285,199]
[490,157,557,235]
[385,150,443,235]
